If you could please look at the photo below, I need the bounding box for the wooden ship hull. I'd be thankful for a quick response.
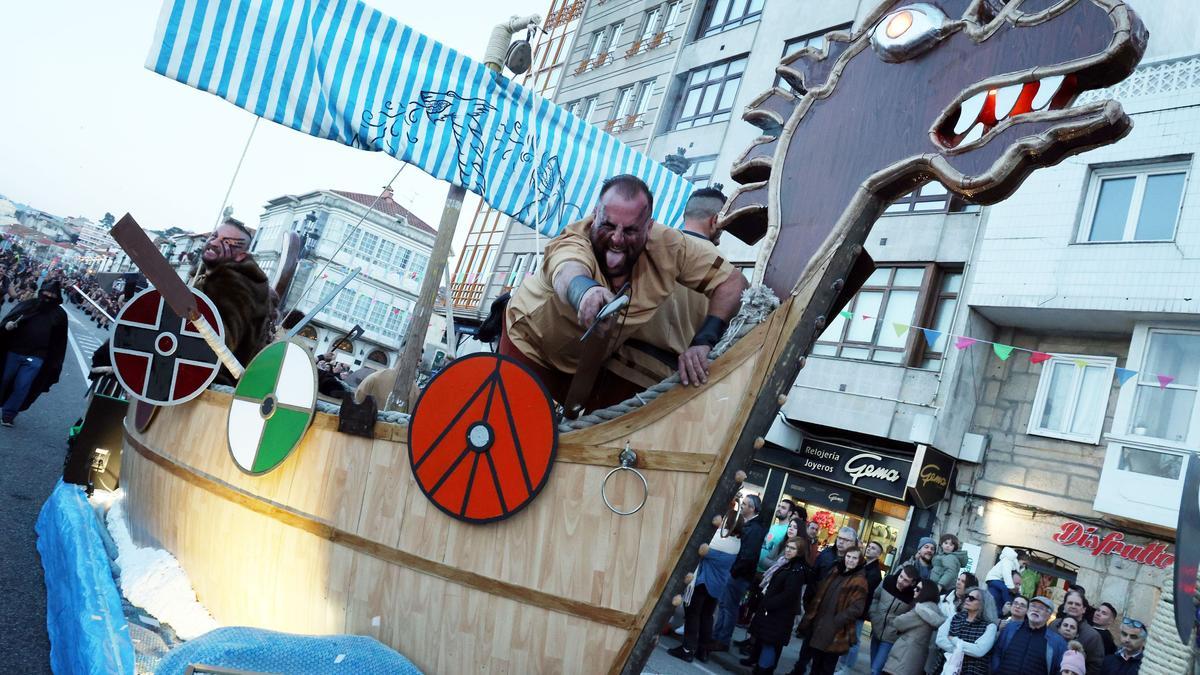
[119,295,792,673]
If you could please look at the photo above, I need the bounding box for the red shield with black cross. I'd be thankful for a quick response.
[110,286,225,405]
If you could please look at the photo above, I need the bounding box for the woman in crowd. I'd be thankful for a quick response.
[881,580,944,675]
[938,572,977,619]
[669,503,743,663]
[744,539,811,674]
[1057,615,1080,642]
[1000,594,1028,630]
[795,545,869,675]
[933,586,997,675]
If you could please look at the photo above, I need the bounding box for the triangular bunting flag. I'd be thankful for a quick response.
[839,310,853,320]
[893,323,909,337]
[1030,351,1051,364]
[921,329,942,348]
[954,337,978,350]
[1158,375,1175,389]
[993,344,1015,361]
[1073,359,1089,369]
[861,314,873,320]
[1115,368,1136,385]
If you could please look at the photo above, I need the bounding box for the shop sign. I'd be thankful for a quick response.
[790,436,909,500]
[1052,521,1175,569]
[784,476,853,512]
[909,446,956,509]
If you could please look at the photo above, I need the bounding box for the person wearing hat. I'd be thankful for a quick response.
[0,278,68,426]
[1060,648,1087,675]
[992,595,1067,675]
[898,536,937,580]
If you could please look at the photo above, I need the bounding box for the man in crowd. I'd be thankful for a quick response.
[759,498,795,569]
[866,564,918,675]
[602,187,732,391]
[1100,617,1146,674]
[1091,601,1120,656]
[192,219,274,384]
[1052,588,1105,674]
[812,526,860,588]
[501,176,747,409]
[901,536,936,580]
[0,280,67,426]
[711,493,766,652]
[992,595,1066,675]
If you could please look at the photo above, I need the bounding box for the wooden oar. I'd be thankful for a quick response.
[109,214,244,379]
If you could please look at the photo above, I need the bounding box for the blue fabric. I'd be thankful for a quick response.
[987,578,1012,610]
[1,352,42,418]
[694,548,736,603]
[156,627,422,675]
[146,0,696,238]
[869,639,894,675]
[841,619,864,670]
[713,575,750,645]
[992,620,1067,675]
[35,480,135,675]
[758,643,779,669]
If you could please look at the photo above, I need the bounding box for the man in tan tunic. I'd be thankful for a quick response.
[605,187,730,390]
[501,176,748,406]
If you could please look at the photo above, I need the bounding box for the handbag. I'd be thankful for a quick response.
[940,646,964,675]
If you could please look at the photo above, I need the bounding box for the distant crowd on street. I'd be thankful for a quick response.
[669,493,1148,675]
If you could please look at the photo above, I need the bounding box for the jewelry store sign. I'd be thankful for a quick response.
[790,436,911,500]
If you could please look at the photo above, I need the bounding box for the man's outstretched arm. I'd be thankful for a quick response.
[678,272,748,386]
[553,261,614,329]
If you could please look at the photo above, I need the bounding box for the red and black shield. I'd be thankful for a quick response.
[110,287,225,406]
[408,353,557,524]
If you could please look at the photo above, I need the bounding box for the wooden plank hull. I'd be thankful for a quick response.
[120,312,776,674]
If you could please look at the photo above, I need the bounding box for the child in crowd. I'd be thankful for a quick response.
[929,534,968,591]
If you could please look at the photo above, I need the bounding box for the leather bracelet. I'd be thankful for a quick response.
[567,275,601,311]
[690,315,728,348]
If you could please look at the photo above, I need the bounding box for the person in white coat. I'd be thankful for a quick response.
[983,547,1025,614]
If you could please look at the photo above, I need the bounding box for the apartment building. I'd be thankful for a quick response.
[252,189,437,370]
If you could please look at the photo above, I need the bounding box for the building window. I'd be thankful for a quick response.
[367,301,387,331]
[914,268,963,368]
[1028,355,1116,444]
[812,266,925,364]
[1079,160,1189,243]
[1126,330,1200,444]
[394,247,412,272]
[777,24,851,93]
[640,7,662,45]
[376,239,395,267]
[684,154,719,186]
[587,29,606,61]
[614,85,636,121]
[1118,445,1183,479]
[698,0,764,38]
[411,254,429,280]
[568,96,598,122]
[883,182,980,215]
[673,55,747,130]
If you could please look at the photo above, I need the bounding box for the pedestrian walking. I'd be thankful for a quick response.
[881,579,944,675]
[934,586,997,675]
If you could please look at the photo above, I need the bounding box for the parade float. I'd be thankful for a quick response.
[39,0,1159,673]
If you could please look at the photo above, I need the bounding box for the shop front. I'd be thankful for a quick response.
[748,422,956,574]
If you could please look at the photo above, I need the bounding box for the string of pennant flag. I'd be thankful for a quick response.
[836,309,1176,390]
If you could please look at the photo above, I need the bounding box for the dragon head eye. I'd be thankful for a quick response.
[871,3,950,63]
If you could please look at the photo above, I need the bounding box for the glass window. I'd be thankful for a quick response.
[884,182,980,215]
[377,239,395,266]
[664,2,682,34]
[412,254,429,279]
[917,269,963,367]
[634,79,655,119]
[640,7,662,43]
[814,266,926,363]
[587,29,605,60]
[335,288,355,317]
[1081,160,1188,242]
[352,295,371,322]
[614,86,635,120]
[684,155,718,186]
[1118,446,1184,479]
[699,0,763,37]
[581,96,598,123]
[383,307,405,338]
[358,231,379,259]
[673,55,747,130]
[1029,356,1115,443]
[607,22,624,54]
[394,247,412,271]
[1128,331,1200,443]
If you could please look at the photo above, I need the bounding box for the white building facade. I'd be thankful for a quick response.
[252,189,436,370]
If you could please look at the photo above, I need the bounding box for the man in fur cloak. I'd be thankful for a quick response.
[193,220,274,384]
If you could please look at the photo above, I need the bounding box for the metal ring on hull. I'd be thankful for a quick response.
[602,446,648,516]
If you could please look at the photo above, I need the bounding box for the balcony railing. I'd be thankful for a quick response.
[449,281,487,310]
[626,32,670,58]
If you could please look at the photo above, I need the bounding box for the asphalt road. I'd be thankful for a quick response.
[0,301,107,673]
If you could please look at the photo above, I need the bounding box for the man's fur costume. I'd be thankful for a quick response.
[194,259,274,385]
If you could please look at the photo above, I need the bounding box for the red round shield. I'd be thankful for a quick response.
[408,353,557,524]
[110,287,225,406]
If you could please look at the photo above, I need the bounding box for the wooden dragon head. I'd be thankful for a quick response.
[720,0,1147,298]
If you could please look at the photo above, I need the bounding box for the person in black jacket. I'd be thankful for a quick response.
[712,493,766,651]
[0,279,67,426]
[742,539,810,674]
[840,539,884,672]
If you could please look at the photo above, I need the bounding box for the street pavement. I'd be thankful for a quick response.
[643,617,871,675]
[0,301,107,673]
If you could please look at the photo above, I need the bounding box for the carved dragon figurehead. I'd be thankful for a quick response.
[720,0,1147,298]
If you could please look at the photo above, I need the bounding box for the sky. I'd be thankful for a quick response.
[0,0,548,244]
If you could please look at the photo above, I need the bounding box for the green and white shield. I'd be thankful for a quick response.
[227,341,317,475]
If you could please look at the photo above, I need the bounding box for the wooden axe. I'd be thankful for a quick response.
[109,214,244,378]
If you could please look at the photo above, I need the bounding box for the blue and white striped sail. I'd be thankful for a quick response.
[147,0,695,236]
